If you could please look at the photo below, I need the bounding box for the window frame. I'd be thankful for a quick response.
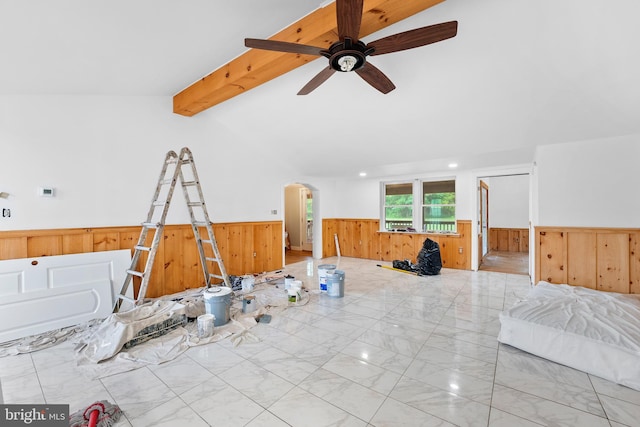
[381,178,456,232]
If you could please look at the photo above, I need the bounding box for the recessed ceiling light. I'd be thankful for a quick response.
[448,163,458,169]
[359,172,367,177]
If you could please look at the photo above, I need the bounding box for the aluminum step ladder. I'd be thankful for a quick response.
[115,147,230,312]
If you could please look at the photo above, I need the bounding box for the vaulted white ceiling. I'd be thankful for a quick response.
[1,0,638,178]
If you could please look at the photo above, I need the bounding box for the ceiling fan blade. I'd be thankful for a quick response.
[297,67,336,95]
[355,62,396,94]
[245,38,324,56]
[368,21,458,56]
[337,0,363,40]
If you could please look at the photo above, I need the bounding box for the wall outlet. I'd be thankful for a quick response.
[2,208,10,218]
[270,209,278,215]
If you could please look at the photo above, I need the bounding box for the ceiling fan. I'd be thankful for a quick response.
[245,0,458,95]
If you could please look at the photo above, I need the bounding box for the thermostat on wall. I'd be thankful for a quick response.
[38,187,55,197]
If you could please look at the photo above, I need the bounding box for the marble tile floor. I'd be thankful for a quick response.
[2,256,640,426]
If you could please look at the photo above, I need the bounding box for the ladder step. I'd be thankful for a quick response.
[134,245,151,252]
[117,294,137,304]
[193,221,210,227]
[201,239,213,245]
[182,181,198,187]
[187,202,203,207]
[209,274,225,280]
[159,179,174,185]
[152,201,167,206]
[142,222,160,228]
[127,269,145,278]
[205,257,220,263]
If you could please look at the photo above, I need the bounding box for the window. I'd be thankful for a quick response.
[422,180,456,232]
[383,183,413,230]
[382,179,456,232]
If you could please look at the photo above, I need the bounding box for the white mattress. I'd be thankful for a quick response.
[498,281,640,390]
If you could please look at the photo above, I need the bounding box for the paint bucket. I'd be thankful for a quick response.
[317,264,336,292]
[197,313,215,338]
[327,270,345,298]
[203,286,233,326]
[242,295,256,313]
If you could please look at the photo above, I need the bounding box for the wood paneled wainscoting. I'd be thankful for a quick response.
[0,221,283,298]
[535,226,640,294]
[489,228,529,252]
[322,219,471,270]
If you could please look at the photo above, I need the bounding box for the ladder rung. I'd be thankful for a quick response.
[209,274,225,280]
[179,159,192,165]
[152,201,167,206]
[205,257,220,263]
[142,222,160,228]
[193,221,210,227]
[117,294,137,304]
[201,239,213,245]
[182,181,197,186]
[134,245,151,252]
[159,179,173,185]
[127,269,145,278]
[187,202,203,207]
[166,159,179,164]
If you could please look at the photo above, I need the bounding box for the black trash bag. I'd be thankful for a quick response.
[416,238,442,275]
[392,259,416,272]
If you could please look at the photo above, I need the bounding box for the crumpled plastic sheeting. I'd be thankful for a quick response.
[0,324,88,357]
[75,300,187,364]
[75,316,258,379]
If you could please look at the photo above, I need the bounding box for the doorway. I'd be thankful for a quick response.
[284,184,314,265]
[476,174,530,276]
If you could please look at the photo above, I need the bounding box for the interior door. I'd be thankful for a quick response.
[479,180,489,262]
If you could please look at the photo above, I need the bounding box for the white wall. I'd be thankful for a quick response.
[534,134,640,227]
[486,174,529,228]
[0,95,289,230]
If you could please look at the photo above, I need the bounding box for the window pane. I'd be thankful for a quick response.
[422,180,456,232]
[384,183,413,230]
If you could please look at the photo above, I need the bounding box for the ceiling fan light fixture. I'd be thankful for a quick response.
[338,55,357,72]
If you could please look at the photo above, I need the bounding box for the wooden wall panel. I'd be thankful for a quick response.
[322,219,471,270]
[27,235,62,257]
[508,230,520,253]
[520,230,529,252]
[0,237,27,259]
[536,227,640,294]
[538,231,566,284]
[63,234,93,255]
[596,233,629,293]
[630,234,640,294]
[489,229,498,251]
[0,221,283,299]
[497,230,509,251]
[567,233,596,289]
[93,232,119,252]
[489,228,529,253]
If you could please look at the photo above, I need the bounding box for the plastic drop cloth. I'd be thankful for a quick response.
[73,281,307,379]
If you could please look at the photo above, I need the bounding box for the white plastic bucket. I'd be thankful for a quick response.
[197,313,215,338]
[203,286,233,326]
[318,264,336,292]
[327,270,345,298]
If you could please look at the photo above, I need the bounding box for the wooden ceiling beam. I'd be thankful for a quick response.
[173,0,445,116]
